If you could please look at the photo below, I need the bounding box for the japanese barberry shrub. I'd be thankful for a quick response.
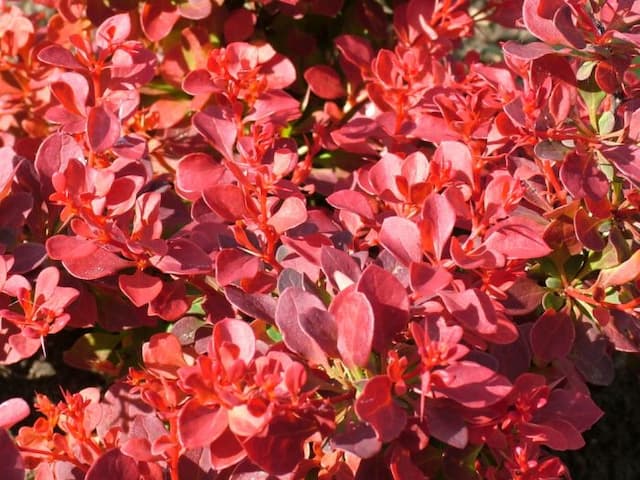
[0,0,638,478]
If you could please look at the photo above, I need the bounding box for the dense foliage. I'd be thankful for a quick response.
[1,0,639,478]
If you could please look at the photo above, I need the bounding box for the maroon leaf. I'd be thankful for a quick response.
[304,65,346,99]
[530,309,575,362]
[330,421,381,459]
[37,44,83,69]
[87,105,121,153]
[224,286,276,323]
[559,153,609,201]
[275,287,336,366]
[216,249,260,286]
[320,247,362,291]
[409,262,453,300]
[355,375,407,442]
[85,449,139,480]
[379,216,422,265]
[574,208,606,251]
[600,144,640,186]
[356,265,409,353]
[0,430,25,480]
[329,287,374,368]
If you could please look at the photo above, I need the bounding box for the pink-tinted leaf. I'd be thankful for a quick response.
[275,287,336,366]
[118,271,163,307]
[85,449,139,480]
[320,247,361,291]
[327,190,375,220]
[330,421,381,459]
[379,216,422,266]
[178,400,227,449]
[153,239,212,275]
[436,361,512,408]
[530,309,575,362]
[50,72,89,117]
[182,69,217,95]
[179,0,212,19]
[425,401,468,449]
[484,217,552,259]
[439,288,498,336]
[224,286,276,323]
[35,133,83,193]
[0,398,29,429]
[213,318,256,364]
[95,13,131,49]
[87,106,121,153]
[502,41,555,61]
[37,44,83,69]
[502,277,545,315]
[600,144,640,186]
[0,430,24,480]
[522,0,585,48]
[329,287,374,368]
[356,265,410,353]
[268,197,308,233]
[421,193,455,260]
[597,249,640,287]
[141,0,179,42]
[46,236,133,279]
[176,153,225,201]
[202,184,246,221]
[355,375,407,442]
[193,107,237,160]
[304,65,345,99]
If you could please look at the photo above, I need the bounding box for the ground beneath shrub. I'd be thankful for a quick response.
[1,332,639,478]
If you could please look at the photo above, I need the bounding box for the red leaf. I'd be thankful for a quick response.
[574,208,606,251]
[87,106,121,153]
[223,8,256,42]
[355,375,407,442]
[559,153,609,201]
[118,271,163,307]
[147,279,190,321]
[335,34,373,71]
[176,153,225,201]
[326,189,375,220]
[143,333,187,379]
[182,69,217,95]
[597,249,640,287]
[178,400,227,449]
[436,361,512,408]
[356,265,409,353]
[216,249,260,286]
[203,184,246,221]
[0,430,25,480]
[439,288,498,336]
[46,235,133,280]
[409,262,453,300]
[304,65,346,99]
[379,216,422,265]
[192,106,237,160]
[37,44,83,69]
[153,239,212,275]
[85,449,139,480]
[530,309,575,362]
[320,246,362,291]
[329,287,374,368]
[141,0,180,41]
[268,197,308,233]
[213,318,256,364]
[95,13,131,49]
[421,193,455,260]
[484,217,552,259]
[600,144,640,186]
[34,132,83,193]
[275,287,337,366]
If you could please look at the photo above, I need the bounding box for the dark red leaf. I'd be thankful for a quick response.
[530,309,575,362]
[304,65,346,99]
[203,184,246,221]
[356,265,409,353]
[439,289,498,336]
[436,361,512,408]
[355,375,407,442]
[141,0,179,41]
[0,430,25,480]
[178,399,227,449]
[85,449,139,480]
[118,271,163,307]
